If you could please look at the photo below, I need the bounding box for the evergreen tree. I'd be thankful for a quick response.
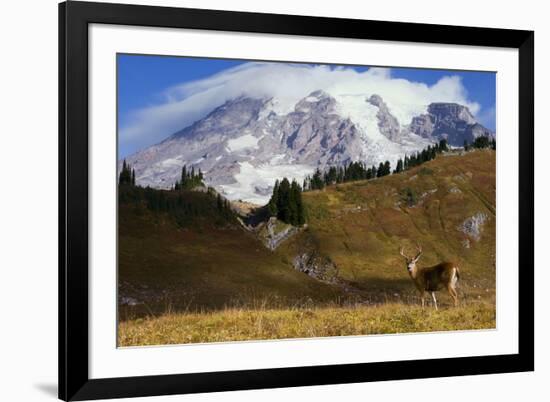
[175,164,205,190]
[181,166,187,187]
[394,158,404,174]
[337,166,345,183]
[267,177,306,225]
[267,180,279,216]
[439,138,449,152]
[291,180,305,225]
[276,178,292,223]
[377,162,385,178]
[366,167,373,180]
[383,160,391,176]
[131,169,136,186]
[311,168,325,190]
[216,193,223,212]
[119,159,132,185]
[420,148,428,163]
[473,136,490,149]
[464,139,469,151]
[371,165,377,178]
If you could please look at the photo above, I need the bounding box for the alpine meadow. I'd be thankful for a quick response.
[117,56,496,346]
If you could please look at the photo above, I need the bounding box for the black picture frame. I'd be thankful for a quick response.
[59,1,534,400]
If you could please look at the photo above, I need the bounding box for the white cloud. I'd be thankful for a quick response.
[120,62,483,156]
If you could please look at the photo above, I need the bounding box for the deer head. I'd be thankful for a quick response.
[399,244,423,274]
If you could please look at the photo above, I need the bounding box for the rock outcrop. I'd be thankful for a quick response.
[368,94,401,141]
[458,212,489,242]
[409,103,494,146]
[292,252,339,283]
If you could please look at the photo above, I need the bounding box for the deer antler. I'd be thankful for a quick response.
[413,244,423,261]
[399,247,409,260]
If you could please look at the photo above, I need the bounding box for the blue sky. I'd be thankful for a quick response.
[118,54,496,158]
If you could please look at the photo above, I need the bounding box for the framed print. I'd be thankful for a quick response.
[59,1,534,400]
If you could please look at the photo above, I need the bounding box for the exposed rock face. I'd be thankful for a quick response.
[261,217,299,250]
[409,103,494,146]
[368,94,401,141]
[172,97,265,141]
[124,91,369,202]
[458,212,489,241]
[277,90,365,167]
[292,252,339,283]
[122,93,494,204]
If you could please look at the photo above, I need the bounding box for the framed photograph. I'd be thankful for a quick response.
[59,1,534,400]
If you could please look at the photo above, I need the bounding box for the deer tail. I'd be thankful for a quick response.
[455,265,460,282]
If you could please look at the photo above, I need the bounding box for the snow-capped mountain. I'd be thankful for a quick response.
[122,90,494,204]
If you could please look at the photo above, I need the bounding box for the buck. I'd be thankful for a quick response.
[399,245,460,309]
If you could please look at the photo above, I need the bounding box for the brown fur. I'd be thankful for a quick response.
[400,246,460,309]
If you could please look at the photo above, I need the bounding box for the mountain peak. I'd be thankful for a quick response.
[308,89,330,99]
[428,102,476,125]
[123,92,495,205]
[294,90,336,114]
[366,94,385,107]
[409,102,493,144]
[170,96,265,140]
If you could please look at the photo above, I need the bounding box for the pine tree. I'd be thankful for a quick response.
[267,177,306,225]
[216,193,223,212]
[267,180,279,216]
[377,162,385,178]
[276,178,292,223]
[394,158,404,174]
[371,165,377,178]
[473,136,490,149]
[439,138,448,152]
[119,159,132,185]
[131,169,136,186]
[384,161,391,176]
[291,180,305,225]
[180,165,187,189]
[311,169,324,190]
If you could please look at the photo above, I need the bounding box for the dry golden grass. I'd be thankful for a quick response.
[118,299,495,347]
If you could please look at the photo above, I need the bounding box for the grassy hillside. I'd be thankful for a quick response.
[118,149,496,344]
[118,187,344,319]
[279,148,496,305]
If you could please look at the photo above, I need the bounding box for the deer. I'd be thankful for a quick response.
[399,245,460,310]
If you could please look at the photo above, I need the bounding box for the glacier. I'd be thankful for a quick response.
[121,91,493,205]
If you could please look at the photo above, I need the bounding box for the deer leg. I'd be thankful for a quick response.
[448,286,458,307]
[431,292,438,310]
[420,291,425,309]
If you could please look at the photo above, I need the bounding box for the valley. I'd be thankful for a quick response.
[118,148,496,346]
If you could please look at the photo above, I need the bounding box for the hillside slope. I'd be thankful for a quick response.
[118,188,344,319]
[279,148,496,305]
[119,149,496,320]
